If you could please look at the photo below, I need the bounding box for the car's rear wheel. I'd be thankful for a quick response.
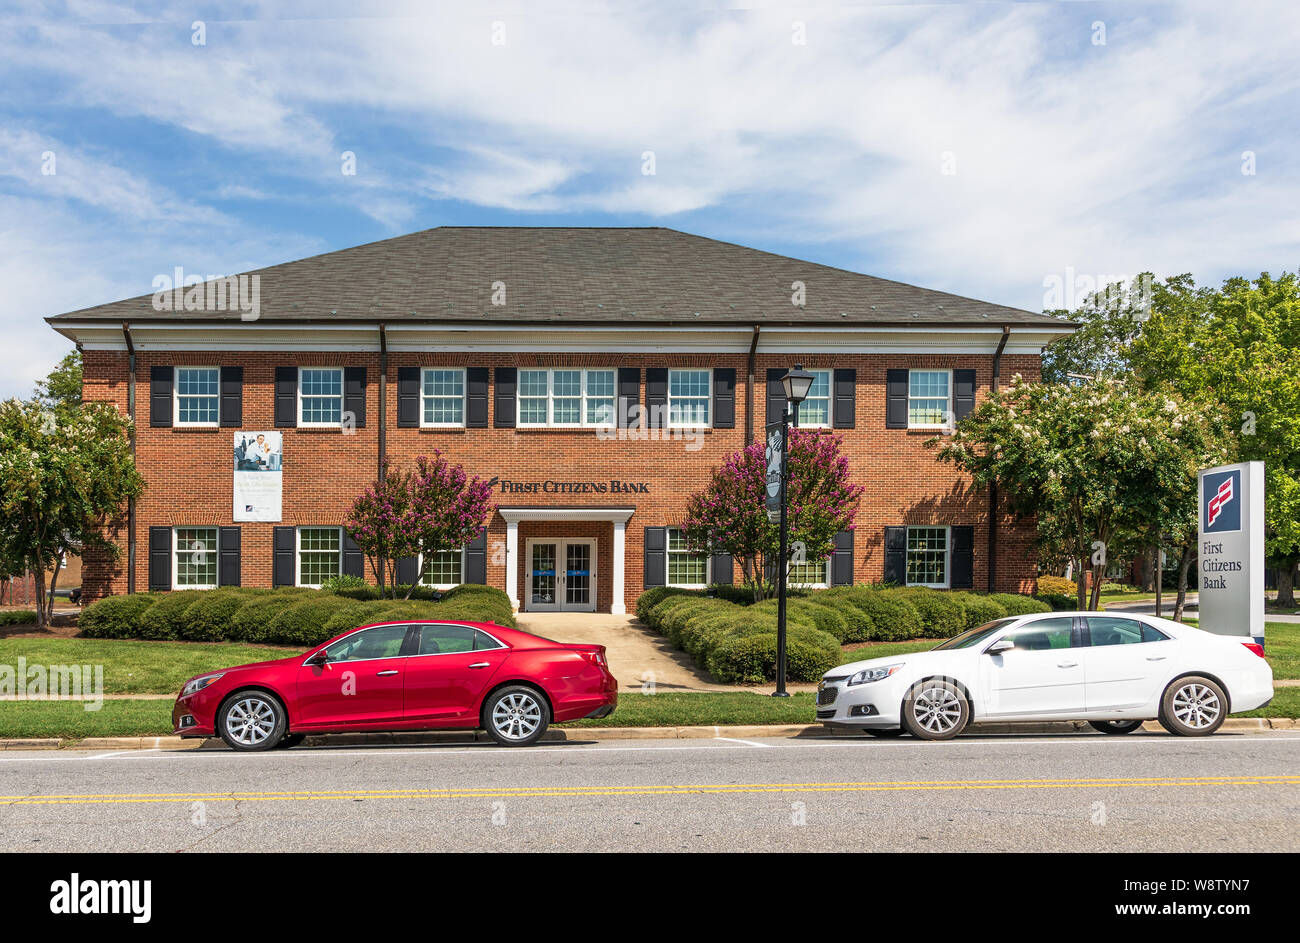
[483,685,550,747]
[217,691,286,752]
[1159,676,1227,736]
[865,728,906,738]
[901,680,969,740]
[1088,719,1145,735]
[274,733,307,749]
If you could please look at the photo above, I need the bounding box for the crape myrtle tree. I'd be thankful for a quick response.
[931,376,1227,611]
[680,429,864,602]
[0,396,144,629]
[346,452,493,599]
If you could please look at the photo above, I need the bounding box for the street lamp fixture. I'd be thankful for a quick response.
[771,364,812,698]
[781,364,815,406]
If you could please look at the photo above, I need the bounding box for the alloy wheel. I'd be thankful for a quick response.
[1171,682,1221,729]
[912,685,962,734]
[491,692,543,741]
[227,696,277,747]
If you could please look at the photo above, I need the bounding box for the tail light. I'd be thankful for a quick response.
[578,649,607,667]
[1242,642,1266,658]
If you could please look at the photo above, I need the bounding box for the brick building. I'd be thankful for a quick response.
[47,227,1074,614]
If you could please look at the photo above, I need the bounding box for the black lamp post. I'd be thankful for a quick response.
[773,364,815,697]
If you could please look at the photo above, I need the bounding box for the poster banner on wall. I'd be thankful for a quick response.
[233,431,282,522]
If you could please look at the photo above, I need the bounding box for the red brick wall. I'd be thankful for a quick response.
[81,348,1042,610]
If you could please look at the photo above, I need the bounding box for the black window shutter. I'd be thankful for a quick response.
[833,368,856,429]
[765,368,785,425]
[710,551,733,585]
[344,366,366,428]
[219,366,243,427]
[885,369,909,429]
[396,556,419,587]
[148,526,172,590]
[831,530,854,585]
[643,527,666,588]
[342,529,364,579]
[617,367,641,428]
[274,367,297,428]
[150,366,173,428]
[218,526,241,587]
[883,525,908,584]
[494,367,516,428]
[466,368,489,428]
[397,366,420,427]
[713,368,736,429]
[953,369,976,422]
[464,527,488,584]
[950,525,974,589]
[272,526,296,587]
[645,368,668,430]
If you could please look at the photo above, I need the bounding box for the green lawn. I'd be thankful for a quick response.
[0,699,174,740]
[0,637,300,695]
[562,692,817,727]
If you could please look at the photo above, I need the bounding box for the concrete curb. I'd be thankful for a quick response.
[1,716,1293,750]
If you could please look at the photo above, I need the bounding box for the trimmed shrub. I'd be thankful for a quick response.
[78,594,160,637]
[135,591,207,640]
[660,598,730,647]
[750,598,848,641]
[636,586,700,624]
[320,601,395,637]
[229,595,301,643]
[644,593,709,634]
[320,574,370,595]
[707,583,766,606]
[1035,575,1076,598]
[706,627,841,684]
[1037,593,1076,611]
[949,592,1009,628]
[886,588,966,638]
[181,590,248,641]
[266,597,364,647]
[828,588,923,641]
[989,593,1052,616]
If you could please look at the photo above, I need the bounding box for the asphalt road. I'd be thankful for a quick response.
[1,732,1298,852]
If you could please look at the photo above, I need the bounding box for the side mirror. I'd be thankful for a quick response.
[306,650,329,667]
[986,639,1015,655]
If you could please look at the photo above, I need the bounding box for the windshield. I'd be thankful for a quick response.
[931,619,1017,651]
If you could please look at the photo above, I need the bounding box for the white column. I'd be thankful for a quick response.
[505,519,519,610]
[611,519,627,615]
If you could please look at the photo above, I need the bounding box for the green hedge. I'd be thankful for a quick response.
[78,584,516,646]
[0,610,37,627]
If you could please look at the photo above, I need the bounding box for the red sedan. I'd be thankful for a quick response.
[172,620,617,750]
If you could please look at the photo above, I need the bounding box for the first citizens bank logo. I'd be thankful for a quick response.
[1204,469,1241,533]
[49,873,151,924]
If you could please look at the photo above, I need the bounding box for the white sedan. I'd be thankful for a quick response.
[819,611,1273,740]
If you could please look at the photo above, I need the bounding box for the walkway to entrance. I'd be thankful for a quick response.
[514,612,816,693]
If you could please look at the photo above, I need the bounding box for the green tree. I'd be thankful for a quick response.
[1040,277,1151,384]
[34,350,82,408]
[0,398,144,628]
[932,377,1228,610]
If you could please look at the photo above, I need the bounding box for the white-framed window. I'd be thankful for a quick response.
[421,367,465,427]
[173,526,219,589]
[420,548,465,589]
[298,367,343,426]
[668,368,711,427]
[791,368,831,428]
[906,525,950,588]
[666,527,708,588]
[297,526,341,587]
[517,368,615,428]
[908,369,952,428]
[174,367,220,426]
[788,555,831,588]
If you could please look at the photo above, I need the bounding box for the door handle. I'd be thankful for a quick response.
[468,662,490,669]
[1057,661,1078,668]
[1146,655,1166,661]
[376,669,399,676]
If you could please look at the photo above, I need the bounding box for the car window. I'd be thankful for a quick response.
[1088,617,1167,646]
[1001,617,1076,651]
[415,624,505,655]
[324,624,408,662]
[931,619,1017,650]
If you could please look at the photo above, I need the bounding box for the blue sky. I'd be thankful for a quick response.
[2,0,1297,398]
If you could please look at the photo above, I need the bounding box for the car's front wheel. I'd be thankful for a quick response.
[217,691,286,752]
[901,680,969,740]
[1159,676,1227,736]
[1089,719,1145,735]
[483,685,550,747]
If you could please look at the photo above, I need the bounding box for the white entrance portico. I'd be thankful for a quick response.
[498,506,636,615]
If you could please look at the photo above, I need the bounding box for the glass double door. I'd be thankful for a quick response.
[526,539,596,612]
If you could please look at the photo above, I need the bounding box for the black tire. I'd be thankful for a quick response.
[217,690,287,752]
[901,679,970,741]
[482,685,551,747]
[865,728,907,738]
[1089,719,1145,735]
[1158,676,1228,737]
[274,733,307,749]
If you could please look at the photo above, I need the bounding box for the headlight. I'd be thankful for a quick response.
[181,673,224,697]
[846,664,902,686]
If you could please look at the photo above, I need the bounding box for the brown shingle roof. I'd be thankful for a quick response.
[47,226,1071,328]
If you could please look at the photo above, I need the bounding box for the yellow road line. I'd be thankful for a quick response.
[2,774,1298,806]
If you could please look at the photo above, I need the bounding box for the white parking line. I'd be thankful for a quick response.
[713,737,773,747]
